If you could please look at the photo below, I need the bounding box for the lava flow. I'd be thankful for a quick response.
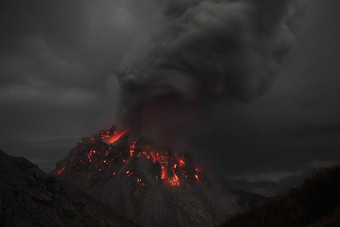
[56,127,203,188]
[106,129,129,144]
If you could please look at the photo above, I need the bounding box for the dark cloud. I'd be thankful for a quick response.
[0,0,143,166]
[117,0,297,147]
[0,1,133,91]
[0,0,340,184]
[191,0,340,178]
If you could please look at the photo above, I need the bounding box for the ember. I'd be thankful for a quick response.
[169,173,180,186]
[87,150,95,163]
[130,140,136,157]
[179,159,185,167]
[136,177,145,186]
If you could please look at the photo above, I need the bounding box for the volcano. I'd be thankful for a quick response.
[54,126,239,226]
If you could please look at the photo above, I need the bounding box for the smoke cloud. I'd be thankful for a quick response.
[116,0,297,144]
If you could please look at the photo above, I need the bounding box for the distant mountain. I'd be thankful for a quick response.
[229,190,266,209]
[223,166,340,226]
[0,150,137,227]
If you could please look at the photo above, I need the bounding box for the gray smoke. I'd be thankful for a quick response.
[116,0,297,143]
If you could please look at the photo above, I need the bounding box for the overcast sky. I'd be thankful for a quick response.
[1,0,340,187]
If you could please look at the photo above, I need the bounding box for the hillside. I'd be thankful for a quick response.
[0,150,137,227]
[223,166,340,226]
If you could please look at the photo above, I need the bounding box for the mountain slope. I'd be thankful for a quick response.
[222,166,340,226]
[0,150,137,227]
[229,190,266,209]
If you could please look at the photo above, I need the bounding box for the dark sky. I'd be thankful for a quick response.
[1,0,340,187]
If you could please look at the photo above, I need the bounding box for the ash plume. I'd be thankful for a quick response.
[116,0,297,143]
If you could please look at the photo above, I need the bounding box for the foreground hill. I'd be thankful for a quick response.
[223,166,340,226]
[0,150,136,227]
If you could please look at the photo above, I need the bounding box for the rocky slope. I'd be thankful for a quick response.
[222,166,340,226]
[0,150,137,227]
[54,127,239,227]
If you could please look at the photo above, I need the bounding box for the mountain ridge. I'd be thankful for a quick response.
[0,150,137,227]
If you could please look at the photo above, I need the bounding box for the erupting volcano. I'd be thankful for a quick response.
[52,0,298,225]
[54,126,239,226]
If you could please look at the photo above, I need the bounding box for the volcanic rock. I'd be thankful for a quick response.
[0,150,137,227]
[54,127,239,227]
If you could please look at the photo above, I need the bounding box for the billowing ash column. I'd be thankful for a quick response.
[116,0,297,144]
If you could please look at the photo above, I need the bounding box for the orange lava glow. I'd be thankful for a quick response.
[137,177,145,186]
[146,151,168,180]
[100,131,111,140]
[69,128,203,188]
[107,129,129,144]
[169,173,180,186]
[130,140,136,157]
[131,147,188,186]
[126,170,133,176]
[57,166,66,175]
[179,159,185,167]
[87,150,95,163]
[161,166,167,180]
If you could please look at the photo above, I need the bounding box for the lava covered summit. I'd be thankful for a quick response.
[54,126,239,226]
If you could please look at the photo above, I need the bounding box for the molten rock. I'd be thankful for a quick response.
[54,127,239,226]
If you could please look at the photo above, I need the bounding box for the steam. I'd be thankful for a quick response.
[116,0,297,143]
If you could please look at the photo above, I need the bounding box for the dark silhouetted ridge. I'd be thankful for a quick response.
[0,150,137,227]
[223,166,340,226]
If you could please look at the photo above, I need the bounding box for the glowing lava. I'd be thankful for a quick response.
[130,140,136,157]
[58,127,203,188]
[57,166,66,175]
[107,129,129,144]
[133,147,185,186]
[169,173,180,186]
[179,159,185,167]
[87,150,95,163]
